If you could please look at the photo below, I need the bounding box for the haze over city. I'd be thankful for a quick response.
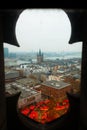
[4,9,82,53]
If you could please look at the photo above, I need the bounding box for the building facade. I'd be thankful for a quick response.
[36,80,71,99]
[4,47,9,58]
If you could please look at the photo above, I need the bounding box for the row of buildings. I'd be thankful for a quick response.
[4,48,44,63]
[5,77,71,109]
[4,49,81,109]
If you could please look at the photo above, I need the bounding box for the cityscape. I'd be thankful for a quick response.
[1,8,87,130]
[4,47,81,123]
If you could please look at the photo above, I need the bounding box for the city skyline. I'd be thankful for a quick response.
[4,9,82,53]
[3,47,82,54]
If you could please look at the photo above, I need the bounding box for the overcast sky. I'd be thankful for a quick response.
[4,9,82,53]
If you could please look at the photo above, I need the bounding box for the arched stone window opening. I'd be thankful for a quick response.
[4,9,82,128]
[0,9,85,130]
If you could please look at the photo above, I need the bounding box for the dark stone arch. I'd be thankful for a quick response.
[0,9,87,130]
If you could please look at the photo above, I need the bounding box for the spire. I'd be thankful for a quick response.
[37,49,44,63]
[39,49,41,56]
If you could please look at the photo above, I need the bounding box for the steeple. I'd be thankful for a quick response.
[39,49,41,56]
[37,49,44,64]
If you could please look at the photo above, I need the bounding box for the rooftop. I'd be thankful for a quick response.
[41,80,70,89]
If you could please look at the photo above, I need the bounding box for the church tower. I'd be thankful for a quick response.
[37,49,43,64]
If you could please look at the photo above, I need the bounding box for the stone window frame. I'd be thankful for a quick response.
[0,9,87,129]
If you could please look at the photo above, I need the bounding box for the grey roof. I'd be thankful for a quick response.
[41,80,70,89]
